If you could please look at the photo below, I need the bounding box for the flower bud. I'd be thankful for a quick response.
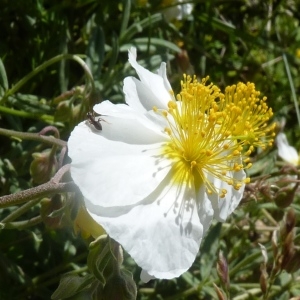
[30,149,56,184]
[283,248,300,273]
[217,251,230,290]
[102,270,137,300]
[71,104,82,124]
[176,49,194,75]
[40,196,63,229]
[281,247,295,273]
[259,264,268,295]
[54,100,72,123]
[213,283,226,300]
[274,186,296,208]
[280,208,296,240]
[271,230,278,258]
[285,208,296,234]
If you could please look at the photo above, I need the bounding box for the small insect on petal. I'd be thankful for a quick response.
[87,112,103,131]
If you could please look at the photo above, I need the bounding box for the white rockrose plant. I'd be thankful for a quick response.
[68,47,275,287]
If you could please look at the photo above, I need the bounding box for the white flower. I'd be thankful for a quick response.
[161,0,193,21]
[276,132,299,166]
[68,47,274,281]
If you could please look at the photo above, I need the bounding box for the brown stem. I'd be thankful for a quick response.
[0,181,78,208]
[0,127,67,148]
[39,126,60,139]
[0,164,77,208]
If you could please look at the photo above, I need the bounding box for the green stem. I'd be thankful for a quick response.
[261,208,278,226]
[1,215,42,229]
[282,52,300,128]
[1,198,41,223]
[16,254,88,298]
[263,262,282,299]
[2,54,94,103]
[32,254,88,285]
[229,246,272,277]
[0,127,67,147]
[164,285,199,300]
[0,105,54,122]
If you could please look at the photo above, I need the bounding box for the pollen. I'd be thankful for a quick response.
[156,75,275,196]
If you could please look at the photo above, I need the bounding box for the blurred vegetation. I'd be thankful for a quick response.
[0,0,300,299]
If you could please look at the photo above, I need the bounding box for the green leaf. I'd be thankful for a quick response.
[200,222,222,280]
[86,25,105,79]
[120,0,131,36]
[121,37,181,54]
[120,13,163,43]
[87,235,111,284]
[0,58,8,96]
[107,33,120,74]
[51,273,95,300]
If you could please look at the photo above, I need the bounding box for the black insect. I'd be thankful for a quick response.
[87,112,103,131]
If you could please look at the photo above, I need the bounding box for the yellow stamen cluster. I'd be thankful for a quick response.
[155,75,275,196]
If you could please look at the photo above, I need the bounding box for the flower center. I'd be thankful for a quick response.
[154,75,275,196]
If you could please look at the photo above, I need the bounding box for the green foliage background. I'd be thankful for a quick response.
[0,0,300,299]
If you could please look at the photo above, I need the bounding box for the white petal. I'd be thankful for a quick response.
[127,48,173,109]
[157,62,173,94]
[195,184,214,234]
[124,77,168,112]
[86,172,207,280]
[140,271,155,283]
[68,123,171,208]
[123,77,148,113]
[162,6,181,21]
[177,3,193,19]
[145,109,169,130]
[162,0,193,21]
[93,100,166,143]
[276,132,299,166]
[208,170,246,222]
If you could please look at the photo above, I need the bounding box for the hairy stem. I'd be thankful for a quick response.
[0,164,77,208]
[0,127,67,147]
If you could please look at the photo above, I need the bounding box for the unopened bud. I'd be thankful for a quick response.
[88,88,102,108]
[176,50,194,75]
[30,149,56,184]
[217,251,229,290]
[102,270,137,300]
[71,104,82,124]
[271,231,278,258]
[54,100,72,122]
[281,247,295,273]
[40,196,63,229]
[259,264,268,295]
[284,230,294,249]
[285,208,296,234]
[213,283,226,300]
[274,186,296,208]
[283,248,300,273]
[280,209,296,240]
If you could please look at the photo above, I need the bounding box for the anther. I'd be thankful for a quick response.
[191,161,197,169]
